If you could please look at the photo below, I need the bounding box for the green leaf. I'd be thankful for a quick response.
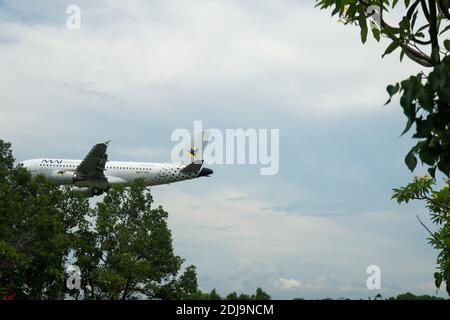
[444,40,450,52]
[359,15,368,43]
[445,266,450,296]
[382,41,400,58]
[438,88,450,104]
[434,272,442,289]
[429,62,448,91]
[428,166,436,178]
[413,118,432,139]
[415,32,425,38]
[332,5,341,16]
[439,24,450,35]
[387,83,400,97]
[400,118,414,136]
[399,76,419,121]
[400,48,405,62]
[417,86,435,112]
[345,4,357,20]
[399,16,410,32]
[437,156,450,177]
[416,24,429,33]
[372,27,380,42]
[385,83,400,105]
[418,144,437,166]
[405,152,418,172]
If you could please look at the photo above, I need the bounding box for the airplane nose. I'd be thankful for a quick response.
[198,167,213,177]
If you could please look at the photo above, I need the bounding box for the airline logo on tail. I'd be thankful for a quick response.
[188,147,199,159]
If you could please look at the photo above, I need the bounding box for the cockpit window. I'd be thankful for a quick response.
[17,163,24,167]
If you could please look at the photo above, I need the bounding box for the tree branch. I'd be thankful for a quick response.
[403,46,434,66]
[421,0,431,21]
[438,0,450,20]
[424,195,450,212]
[356,0,434,67]
[428,0,441,64]
[416,215,450,253]
[411,37,432,46]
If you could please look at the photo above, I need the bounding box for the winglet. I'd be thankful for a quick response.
[104,140,111,146]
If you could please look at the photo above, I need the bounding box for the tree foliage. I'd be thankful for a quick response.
[0,139,271,300]
[0,140,202,300]
[392,176,450,295]
[0,140,87,299]
[391,291,446,299]
[387,55,450,177]
[225,288,271,300]
[317,0,450,296]
[316,0,450,177]
[316,0,449,66]
[72,181,196,299]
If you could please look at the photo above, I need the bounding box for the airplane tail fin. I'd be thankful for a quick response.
[180,131,213,176]
[185,130,210,164]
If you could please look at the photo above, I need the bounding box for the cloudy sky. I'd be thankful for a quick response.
[0,0,445,299]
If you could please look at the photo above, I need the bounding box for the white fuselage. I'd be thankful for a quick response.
[20,158,204,193]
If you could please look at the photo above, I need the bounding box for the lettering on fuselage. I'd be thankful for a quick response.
[42,159,63,164]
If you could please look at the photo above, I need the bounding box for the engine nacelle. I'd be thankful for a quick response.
[71,186,104,197]
[51,170,78,185]
[71,186,93,197]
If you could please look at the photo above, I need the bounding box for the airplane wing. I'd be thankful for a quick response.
[75,141,110,183]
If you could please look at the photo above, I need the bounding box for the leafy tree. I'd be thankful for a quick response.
[0,141,202,300]
[72,180,197,300]
[317,0,450,295]
[251,287,271,300]
[226,292,239,300]
[237,293,251,300]
[208,288,222,300]
[178,265,199,298]
[0,139,88,299]
[0,140,273,300]
[316,0,450,177]
[393,291,446,299]
[0,140,14,169]
[225,288,271,300]
[393,176,450,295]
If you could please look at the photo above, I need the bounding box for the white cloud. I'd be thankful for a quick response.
[148,183,439,298]
[0,0,422,146]
[274,278,302,290]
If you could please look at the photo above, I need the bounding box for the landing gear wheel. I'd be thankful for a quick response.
[92,187,103,196]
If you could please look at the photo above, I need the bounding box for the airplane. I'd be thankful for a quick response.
[16,136,213,197]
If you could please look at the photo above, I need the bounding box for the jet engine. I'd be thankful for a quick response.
[51,170,83,185]
[71,186,104,197]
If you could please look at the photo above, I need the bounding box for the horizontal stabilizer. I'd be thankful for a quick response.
[181,161,203,174]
